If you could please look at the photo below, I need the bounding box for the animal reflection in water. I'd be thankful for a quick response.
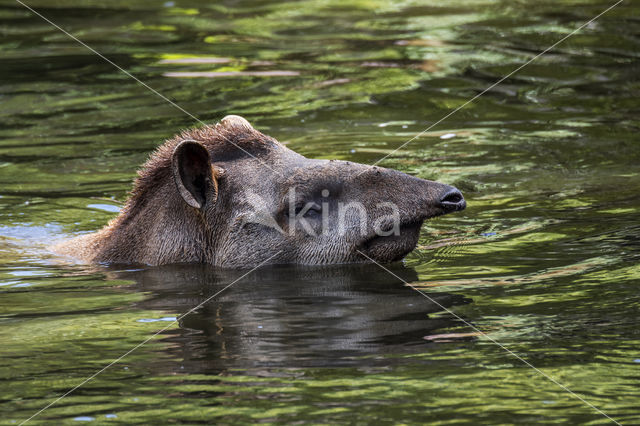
[111,262,471,371]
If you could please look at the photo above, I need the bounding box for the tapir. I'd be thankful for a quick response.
[53,116,465,267]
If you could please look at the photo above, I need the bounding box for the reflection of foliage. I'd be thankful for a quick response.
[1,0,640,423]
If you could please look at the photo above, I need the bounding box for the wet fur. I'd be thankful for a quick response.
[54,116,462,267]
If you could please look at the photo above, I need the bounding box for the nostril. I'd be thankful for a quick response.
[439,189,466,212]
[441,190,463,204]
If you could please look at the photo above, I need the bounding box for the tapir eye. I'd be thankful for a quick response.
[294,202,322,217]
[306,203,322,217]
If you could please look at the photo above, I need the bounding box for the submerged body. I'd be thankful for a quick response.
[54,116,465,267]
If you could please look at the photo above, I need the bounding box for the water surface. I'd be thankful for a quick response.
[1,0,639,424]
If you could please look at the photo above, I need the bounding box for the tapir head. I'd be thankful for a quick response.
[97,115,465,267]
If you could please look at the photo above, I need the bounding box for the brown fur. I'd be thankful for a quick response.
[53,116,465,267]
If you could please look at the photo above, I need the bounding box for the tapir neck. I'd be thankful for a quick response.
[92,187,209,265]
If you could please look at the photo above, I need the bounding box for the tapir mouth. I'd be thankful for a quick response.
[358,220,424,263]
[357,195,466,263]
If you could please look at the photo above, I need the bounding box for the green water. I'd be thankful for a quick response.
[1,0,639,424]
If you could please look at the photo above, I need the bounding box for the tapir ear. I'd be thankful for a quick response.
[171,140,216,209]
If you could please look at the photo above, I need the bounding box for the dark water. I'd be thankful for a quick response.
[1,0,639,424]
